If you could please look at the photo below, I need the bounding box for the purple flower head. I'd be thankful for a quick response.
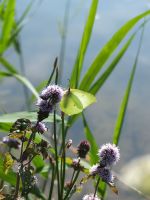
[82,194,101,200]
[40,85,64,105]
[98,167,114,183]
[36,98,53,113]
[36,122,48,134]
[89,164,99,176]
[98,143,120,166]
[3,137,20,149]
[77,140,90,158]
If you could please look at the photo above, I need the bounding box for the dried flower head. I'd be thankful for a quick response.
[36,122,48,134]
[77,140,90,158]
[82,193,101,200]
[98,167,114,183]
[40,85,64,104]
[3,137,20,149]
[98,143,120,166]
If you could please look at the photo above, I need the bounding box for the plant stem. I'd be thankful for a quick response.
[60,112,66,198]
[64,170,80,200]
[53,110,61,199]
[94,177,101,197]
[48,165,55,200]
[14,172,21,198]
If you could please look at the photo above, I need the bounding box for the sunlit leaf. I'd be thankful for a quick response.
[79,10,150,91]
[3,152,14,174]
[0,156,16,185]
[113,21,145,145]
[0,111,62,123]
[0,71,39,98]
[0,57,18,73]
[89,32,135,94]
[0,0,16,53]
[70,0,99,88]
[60,89,96,116]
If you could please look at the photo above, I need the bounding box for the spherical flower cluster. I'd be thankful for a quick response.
[36,84,64,121]
[77,140,90,158]
[82,194,101,200]
[98,167,114,183]
[98,143,120,166]
[36,98,53,113]
[36,122,48,134]
[40,85,64,104]
[89,143,120,184]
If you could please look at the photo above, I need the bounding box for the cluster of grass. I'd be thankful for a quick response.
[0,0,149,199]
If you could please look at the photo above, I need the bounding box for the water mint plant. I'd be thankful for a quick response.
[0,0,148,199]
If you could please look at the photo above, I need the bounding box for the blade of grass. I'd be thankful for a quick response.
[89,20,148,95]
[0,56,18,73]
[89,33,135,94]
[79,10,150,91]
[70,0,99,88]
[113,20,145,145]
[0,0,16,54]
[0,71,39,98]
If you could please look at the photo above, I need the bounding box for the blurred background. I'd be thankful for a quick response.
[0,0,150,199]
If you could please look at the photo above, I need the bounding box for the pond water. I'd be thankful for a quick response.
[0,0,150,199]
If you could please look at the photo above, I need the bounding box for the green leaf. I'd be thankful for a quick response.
[60,89,96,116]
[0,111,62,125]
[0,156,16,186]
[82,113,99,165]
[113,20,145,145]
[0,122,11,132]
[89,33,135,94]
[70,0,99,88]
[3,152,14,174]
[32,155,45,172]
[0,57,18,73]
[79,10,150,91]
[0,0,16,54]
[0,71,39,98]
[30,186,46,200]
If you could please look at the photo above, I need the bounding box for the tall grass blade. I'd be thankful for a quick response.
[0,0,16,54]
[82,113,99,165]
[0,57,18,73]
[89,33,135,94]
[79,10,150,91]
[70,0,99,88]
[113,23,145,145]
[0,71,39,98]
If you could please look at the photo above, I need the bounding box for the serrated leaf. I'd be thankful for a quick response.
[60,89,96,116]
[0,156,16,185]
[3,152,14,174]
